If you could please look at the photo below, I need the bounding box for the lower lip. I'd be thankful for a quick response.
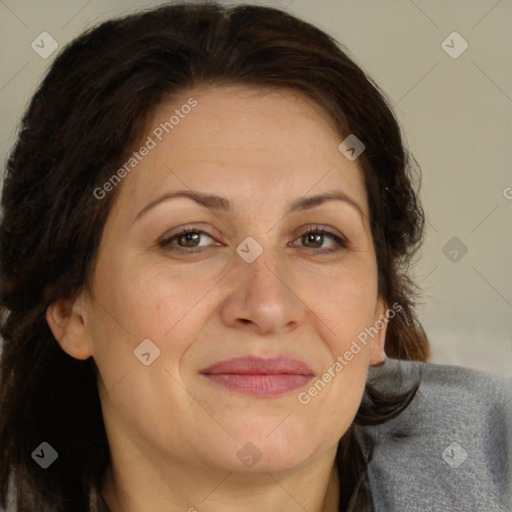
[203,373,313,397]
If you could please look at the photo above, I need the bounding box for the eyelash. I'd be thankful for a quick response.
[158,225,347,255]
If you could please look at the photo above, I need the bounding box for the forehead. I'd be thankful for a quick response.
[113,85,368,218]
[145,85,343,165]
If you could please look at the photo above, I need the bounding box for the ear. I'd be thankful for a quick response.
[46,293,92,360]
[368,299,388,366]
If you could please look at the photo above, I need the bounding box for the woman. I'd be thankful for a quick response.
[0,3,509,511]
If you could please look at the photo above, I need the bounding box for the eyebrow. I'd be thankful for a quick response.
[133,189,365,223]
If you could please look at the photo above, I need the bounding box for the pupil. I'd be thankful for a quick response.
[306,233,322,248]
[181,233,199,247]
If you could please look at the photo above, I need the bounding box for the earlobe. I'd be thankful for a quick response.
[369,301,388,366]
[45,295,92,360]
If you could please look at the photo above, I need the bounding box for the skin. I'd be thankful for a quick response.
[47,86,387,512]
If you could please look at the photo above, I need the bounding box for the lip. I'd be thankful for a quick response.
[200,356,315,397]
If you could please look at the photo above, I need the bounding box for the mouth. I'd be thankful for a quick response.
[199,356,315,397]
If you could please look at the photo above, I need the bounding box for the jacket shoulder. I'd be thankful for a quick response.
[365,359,512,512]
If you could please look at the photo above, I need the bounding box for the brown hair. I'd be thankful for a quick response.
[0,3,429,511]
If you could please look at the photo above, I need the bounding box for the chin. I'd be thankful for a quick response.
[209,429,322,475]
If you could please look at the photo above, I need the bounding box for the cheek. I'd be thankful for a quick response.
[92,255,207,334]
[87,256,224,375]
[293,260,377,417]
[88,259,212,432]
[303,260,379,354]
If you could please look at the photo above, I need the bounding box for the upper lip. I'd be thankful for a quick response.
[200,356,315,376]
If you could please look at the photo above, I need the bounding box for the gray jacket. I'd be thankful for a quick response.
[365,359,512,511]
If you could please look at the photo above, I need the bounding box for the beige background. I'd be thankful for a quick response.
[0,0,510,376]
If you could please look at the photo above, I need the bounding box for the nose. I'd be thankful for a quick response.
[219,248,307,336]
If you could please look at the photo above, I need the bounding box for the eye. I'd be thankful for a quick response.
[158,225,347,255]
[159,227,218,253]
[292,225,347,254]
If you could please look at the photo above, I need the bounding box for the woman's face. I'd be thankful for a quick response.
[51,86,387,476]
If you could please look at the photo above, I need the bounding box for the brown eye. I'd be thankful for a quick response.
[294,226,347,253]
[302,232,324,249]
[176,231,201,248]
[159,228,217,253]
